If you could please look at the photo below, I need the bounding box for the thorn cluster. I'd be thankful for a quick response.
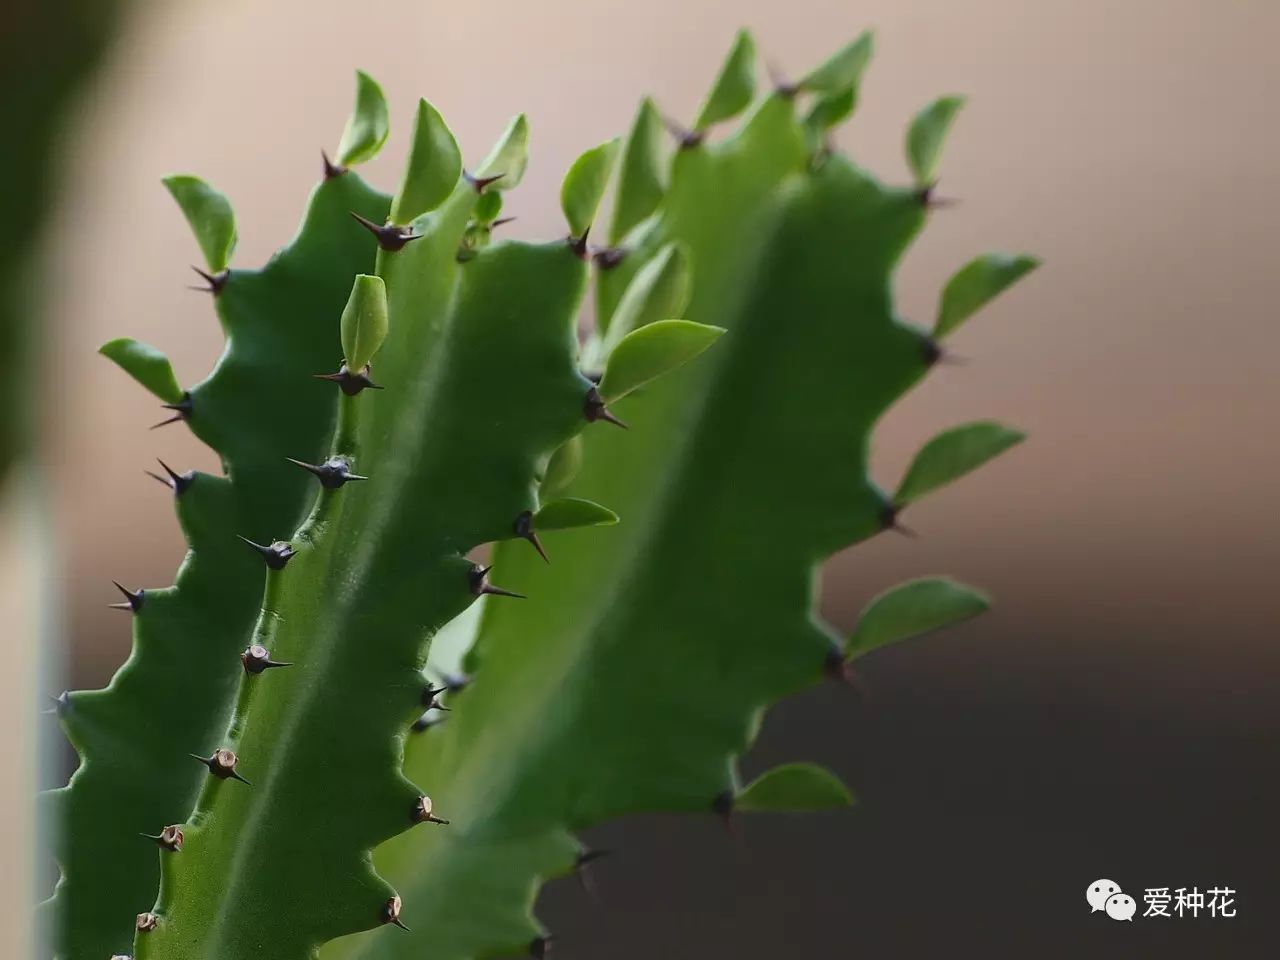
[350,212,422,252]
[191,748,250,785]
[238,536,297,570]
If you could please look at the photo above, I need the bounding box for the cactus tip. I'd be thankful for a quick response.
[189,265,229,295]
[322,149,347,180]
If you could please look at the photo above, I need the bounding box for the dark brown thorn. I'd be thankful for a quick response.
[918,181,960,209]
[661,113,704,149]
[490,216,517,228]
[145,469,173,491]
[110,580,145,613]
[190,749,250,784]
[410,795,450,825]
[583,386,627,429]
[919,335,943,368]
[422,683,450,710]
[150,393,192,430]
[529,935,554,959]
[463,170,505,193]
[286,456,366,489]
[411,713,445,733]
[823,646,866,694]
[468,564,525,599]
[592,246,627,270]
[141,824,185,852]
[878,503,917,539]
[45,692,70,717]
[136,912,158,933]
[156,458,194,494]
[568,225,591,260]
[383,895,409,930]
[766,60,798,99]
[513,510,549,564]
[575,848,609,899]
[322,149,346,180]
[349,211,423,252]
[237,535,296,570]
[241,644,292,675]
[314,363,382,395]
[189,265,229,295]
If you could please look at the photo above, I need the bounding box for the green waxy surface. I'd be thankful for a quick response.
[43,170,388,960]
[736,763,854,812]
[135,154,597,957]
[847,577,989,658]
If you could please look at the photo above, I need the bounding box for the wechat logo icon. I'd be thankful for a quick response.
[1087,879,1136,921]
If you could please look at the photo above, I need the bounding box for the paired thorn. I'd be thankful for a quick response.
[918,335,965,368]
[383,895,409,931]
[190,748,250,784]
[109,580,145,613]
[141,824,185,852]
[150,393,193,430]
[136,912,158,933]
[314,362,383,396]
[878,503,917,539]
[241,644,292,675]
[583,386,627,429]
[44,692,70,717]
[765,60,799,99]
[530,935,554,959]
[513,511,549,564]
[823,646,866,693]
[410,795,450,825]
[463,170,505,193]
[350,211,423,252]
[422,683,451,711]
[661,114,704,149]
[322,150,346,180]
[568,225,591,260]
[146,458,195,495]
[469,564,525,599]
[918,181,960,209]
[592,247,627,270]
[287,455,367,489]
[238,536,297,570]
[189,265,230,295]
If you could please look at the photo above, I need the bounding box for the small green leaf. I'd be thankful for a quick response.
[895,421,1024,505]
[161,175,236,272]
[906,95,965,186]
[805,85,859,142]
[694,30,757,131]
[339,274,389,372]
[475,114,530,190]
[474,191,503,225]
[610,98,665,243]
[560,138,620,238]
[335,70,390,167]
[539,436,583,498]
[848,578,989,657]
[533,498,619,531]
[600,241,691,345]
[736,763,853,812]
[99,338,184,404]
[801,31,874,93]
[599,320,724,403]
[935,253,1040,339]
[390,99,461,223]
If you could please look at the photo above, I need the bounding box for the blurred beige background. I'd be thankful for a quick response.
[6,0,1278,956]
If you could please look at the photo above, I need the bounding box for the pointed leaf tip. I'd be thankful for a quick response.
[736,763,853,812]
[561,138,621,238]
[935,253,1040,338]
[609,97,665,244]
[162,175,236,273]
[539,436,583,499]
[336,70,390,167]
[533,498,619,532]
[694,30,757,131]
[848,577,989,657]
[907,95,966,187]
[340,274,389,372]
[391,98,462,223]
[476,114,530,190]
[895,421,1025,505]
[599,319,724,404]
[99,338,184,404]
[801,31,874,94]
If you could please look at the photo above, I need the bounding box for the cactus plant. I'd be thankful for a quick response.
[41,31,1037,960]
